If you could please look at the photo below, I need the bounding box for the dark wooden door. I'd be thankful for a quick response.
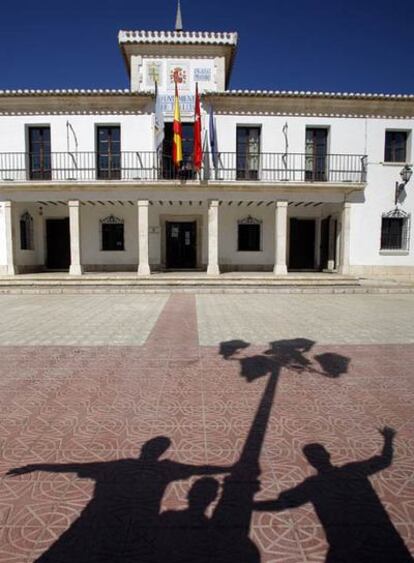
[97,126,121,180]
[29,126,51,180]
[289,219,316,270]
[166,221,197,269]
[46,218,70,270]
[305,128,328,181]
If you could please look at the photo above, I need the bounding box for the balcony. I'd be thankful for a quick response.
[0,151,367,184]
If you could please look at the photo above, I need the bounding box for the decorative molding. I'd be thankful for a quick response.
[382,208,409,218]
[238,215,262,225]
[203,89,414,101]
[100,214,124,224]
[0,89,152,97]
[118,30,238,46]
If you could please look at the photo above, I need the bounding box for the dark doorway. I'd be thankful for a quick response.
[166,221,197,269]
[46,218,70,270]
[320,216,337,271]
[289,219,316,270]
[320,216,330,270]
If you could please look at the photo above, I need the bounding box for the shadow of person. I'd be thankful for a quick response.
[210,338,351,562]
[156,477,220,563]
[254,427,413,562]
[7,436,232,563]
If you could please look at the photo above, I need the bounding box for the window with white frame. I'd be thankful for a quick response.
[101,215,125,251]
[380,209,410,251]
[20,211,34,250]
[237,216,262,251]
[384,131,409,163]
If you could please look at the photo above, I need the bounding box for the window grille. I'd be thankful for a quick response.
[237,216,262,251]
[100,215,124,251]
[380,209,410,250]
[20,211,34,250]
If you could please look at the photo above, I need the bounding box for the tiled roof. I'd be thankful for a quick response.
[118,30,238,46]
[203,89,414,100]
[0,89,153,97]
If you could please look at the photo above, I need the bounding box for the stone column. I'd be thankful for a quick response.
[137,200,150,275]
[339,202,351,275]
[207,200,220,275]
[4,201,16,275]
[327,216,336,272]
[68,200,83,275]
[273,201,288,275]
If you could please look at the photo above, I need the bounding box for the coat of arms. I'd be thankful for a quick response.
[170,66,187,84]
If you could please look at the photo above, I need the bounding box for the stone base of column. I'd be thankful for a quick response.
[69,264,83,276]
[338,264,350,275]
[6,265,16,276]
[273,264,287,275]
[137,264,151,276]
[207,264,220,276]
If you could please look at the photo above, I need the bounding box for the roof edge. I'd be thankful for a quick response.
[202,89,414,101]
[0,89,154,97]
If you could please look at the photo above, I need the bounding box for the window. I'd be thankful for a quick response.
[97,126,121,179]
[380,210,410,251]
[28,126,51,180]
[236,127,261,180]
[238,216,262,251]
[20,212,34,250]
[305,128,328,181]
[101,215,124,251]
[384,131,408,163]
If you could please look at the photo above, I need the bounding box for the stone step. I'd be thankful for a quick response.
[0,274,412,294]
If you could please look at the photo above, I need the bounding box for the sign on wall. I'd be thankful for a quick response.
[194,67,211,82]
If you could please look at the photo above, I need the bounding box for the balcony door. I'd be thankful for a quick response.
[28,126,51,180]
[97,126,121,180]
[162,123,194,179]
[237,127,260,180]
[305,128,328,181]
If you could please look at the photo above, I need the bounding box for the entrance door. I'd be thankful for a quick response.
[289,219,316,270]
[166,222,197,269]
[46,218,70,270]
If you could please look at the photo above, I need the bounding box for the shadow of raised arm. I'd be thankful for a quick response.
[345,426,396,477]
[7,461,101,478]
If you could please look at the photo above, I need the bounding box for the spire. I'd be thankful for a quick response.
[175,0,183,32]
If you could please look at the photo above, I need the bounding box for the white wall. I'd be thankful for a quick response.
[0,114,153,154]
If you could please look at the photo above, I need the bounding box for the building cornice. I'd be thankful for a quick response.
[0,91,154,116]
[0,89,153,97]
[203,89,414,100]
[118,30,238,46]
[202,90,414,118]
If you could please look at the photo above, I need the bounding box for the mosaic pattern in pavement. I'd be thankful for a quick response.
[0,294,168,346]
[0,294,413,561]
[197,293,414,345]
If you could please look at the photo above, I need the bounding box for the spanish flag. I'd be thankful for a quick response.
[172,81,183,167]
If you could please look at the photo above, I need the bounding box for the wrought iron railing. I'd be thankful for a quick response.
[0,151,367,183]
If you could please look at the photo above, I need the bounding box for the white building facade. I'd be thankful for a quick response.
[0,29,413,278]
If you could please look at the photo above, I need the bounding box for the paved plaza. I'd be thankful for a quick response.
[0,293,413,561]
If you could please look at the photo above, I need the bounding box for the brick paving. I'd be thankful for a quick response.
[0,293,413,561]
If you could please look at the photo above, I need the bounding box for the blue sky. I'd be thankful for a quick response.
[1,0,413,94]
